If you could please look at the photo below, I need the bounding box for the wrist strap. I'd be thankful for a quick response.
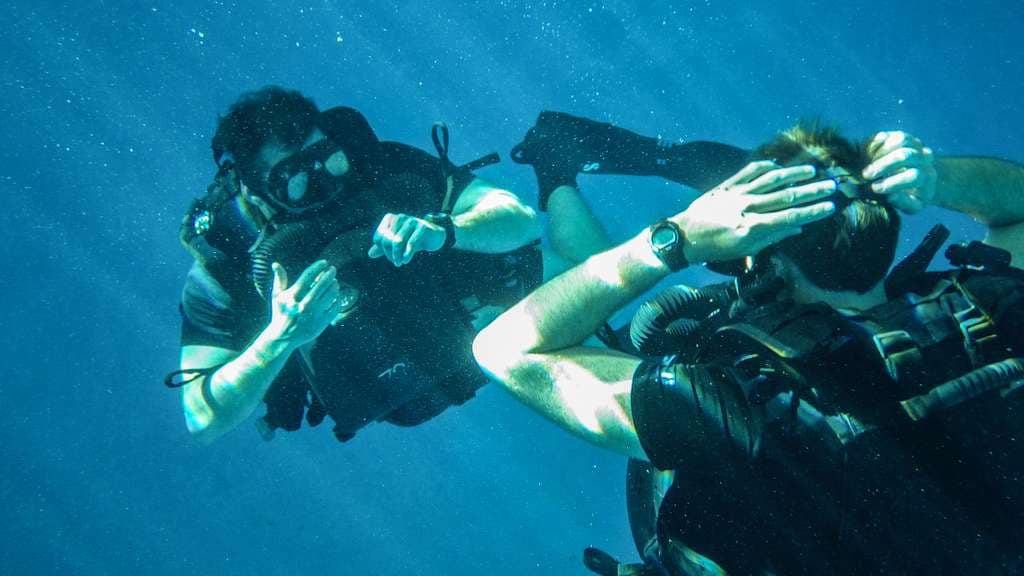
[164,364,227,388]
[425,212,457,251]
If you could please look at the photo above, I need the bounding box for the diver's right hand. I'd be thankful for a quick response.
[672,161,838,264]
[266,260,344,349]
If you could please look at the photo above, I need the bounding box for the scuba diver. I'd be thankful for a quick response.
[475,122,1024,574]
[168,87,748,445]
[169,86,547,443]
[166,87,540,440]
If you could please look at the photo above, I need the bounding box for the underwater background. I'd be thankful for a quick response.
[3,1,1022,574]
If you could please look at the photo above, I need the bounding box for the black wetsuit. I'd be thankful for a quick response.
[629,270,1024,575]
[180,142,542,441]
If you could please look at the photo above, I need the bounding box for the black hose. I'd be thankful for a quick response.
[250,221,316,300]
[901,357,1024,421]
[629,282,735,356]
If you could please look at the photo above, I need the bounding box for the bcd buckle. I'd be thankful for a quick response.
[872,330,922,382]
[953,302,999,368]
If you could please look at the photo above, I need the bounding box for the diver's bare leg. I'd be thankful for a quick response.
[542,185,611,279]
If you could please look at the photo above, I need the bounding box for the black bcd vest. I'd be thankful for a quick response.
[647,268,1024,575]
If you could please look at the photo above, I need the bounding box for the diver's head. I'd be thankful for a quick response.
[212,86,319,185]
[212,86,351,220]
[751,121,901,295]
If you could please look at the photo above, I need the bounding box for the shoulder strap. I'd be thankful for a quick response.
[431,122,500,212]
[714,302,841,360]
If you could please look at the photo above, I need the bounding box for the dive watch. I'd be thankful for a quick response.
[648,219,689,272]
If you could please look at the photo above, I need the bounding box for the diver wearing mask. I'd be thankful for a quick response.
[169,86,546,443]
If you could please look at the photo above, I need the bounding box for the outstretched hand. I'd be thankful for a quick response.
[673,161,838,264]
[267,260,345,349]
[862,131,936,214]
[367,213,447,267]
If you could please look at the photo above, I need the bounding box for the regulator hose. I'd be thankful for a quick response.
[629,282,736,356]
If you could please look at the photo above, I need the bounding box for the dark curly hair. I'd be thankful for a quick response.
[752,121,901,294]
[211,86,320,187]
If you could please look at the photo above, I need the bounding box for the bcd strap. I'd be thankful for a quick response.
[431,121,500,212]
[884,224,950,299]
[870,271,1000,385]
[164,363,228,388]
[872,329,922,382]
[432,122,457,212]
[461,152,501,173]
[952,277,1002,367]
[869,273,1009,424]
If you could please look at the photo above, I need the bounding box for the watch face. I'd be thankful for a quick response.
[651,224,679,249]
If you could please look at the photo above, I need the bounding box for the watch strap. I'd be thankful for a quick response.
[425,212,457,251]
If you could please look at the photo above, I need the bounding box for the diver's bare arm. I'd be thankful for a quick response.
[181,261,342,443]
[547,184,613,266]
[474,231,668,458]
[180,330,295,443]
[934,157,1024,227]
[477,230,670,358]
[935,157,1024,265]
[448,177,542,253]
[474,161,837,456]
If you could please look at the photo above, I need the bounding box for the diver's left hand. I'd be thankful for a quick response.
[862,131,937,214]
[368,212,447,267]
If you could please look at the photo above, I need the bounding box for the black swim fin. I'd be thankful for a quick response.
[511,111,749,209]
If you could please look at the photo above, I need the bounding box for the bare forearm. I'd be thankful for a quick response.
[183,329,295,442]
[451,191,541,253]
[473,231,661,458]
[935,156,1024,227]
[480,230,669,356]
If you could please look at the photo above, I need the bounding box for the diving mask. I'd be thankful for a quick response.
[261,139,350,215]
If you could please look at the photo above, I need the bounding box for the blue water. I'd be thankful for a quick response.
[2,1,1022,574]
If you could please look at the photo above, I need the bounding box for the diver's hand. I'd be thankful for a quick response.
[367,212,447,267]
[672,161,837,264]
[862,131,936,214]
[266,260,344,349]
